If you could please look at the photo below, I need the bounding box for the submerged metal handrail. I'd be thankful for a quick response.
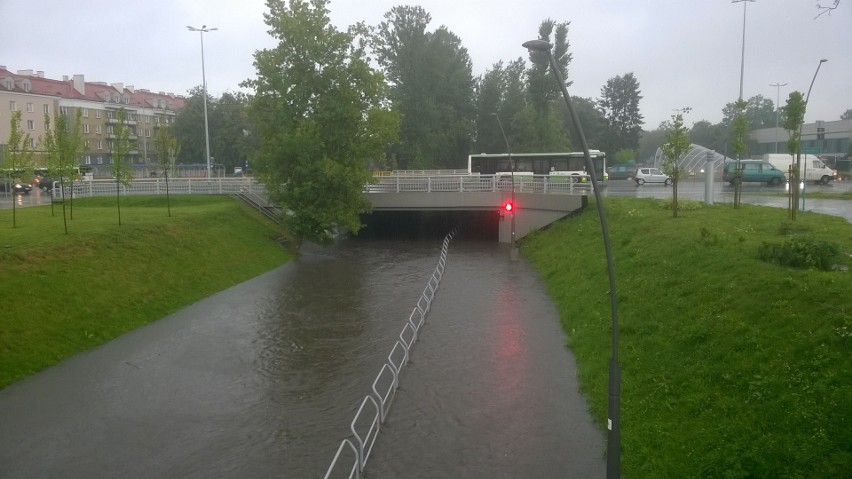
[324,228,458,478]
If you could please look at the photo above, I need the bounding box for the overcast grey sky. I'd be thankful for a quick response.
[2,0,849,129]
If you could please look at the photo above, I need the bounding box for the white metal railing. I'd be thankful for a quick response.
[364,174,593,194]
[47,175,588,202]
[50,178,265,199]
[324,229,458,479]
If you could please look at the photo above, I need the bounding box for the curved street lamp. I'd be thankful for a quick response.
[187,24,218,179]
[522,39,621,479]
[795,59,828,215]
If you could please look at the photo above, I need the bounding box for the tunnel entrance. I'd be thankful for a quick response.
[355,210,500,241]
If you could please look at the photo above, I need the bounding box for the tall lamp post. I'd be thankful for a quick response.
[795,59,828,215]
[732,0,755,101]
[770,82,787,153]
[731,0,754,208]
[492,113,518,260]
[187,24,217,179]
[523,39,621,479]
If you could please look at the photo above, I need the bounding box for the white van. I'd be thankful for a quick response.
[763,154,836,185]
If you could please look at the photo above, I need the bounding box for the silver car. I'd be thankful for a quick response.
[634,167,672,186]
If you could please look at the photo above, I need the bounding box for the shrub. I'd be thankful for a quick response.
[757,235,840,270]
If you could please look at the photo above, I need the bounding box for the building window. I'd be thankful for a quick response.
[9,101,16,111]
[28,138,35,148]
[82,108,89,118]
[83,124,90,133]
[97,140,102,150]
[43,104,50,114]
[107,126,114,135]
[146,129,151,138]
[95,110,101,119]
[84,155,92,165]
[96,125,102,134]
[84,140,90,149]
[27,120,35,130]
[97,156,103,165]
[27,103,34,112]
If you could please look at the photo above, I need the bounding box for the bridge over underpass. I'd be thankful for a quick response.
[47,174,591,243]
[364,174,590,243]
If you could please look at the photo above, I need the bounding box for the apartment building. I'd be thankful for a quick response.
[0,66,185,175]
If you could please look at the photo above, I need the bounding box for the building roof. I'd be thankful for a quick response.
[0,66,185,110]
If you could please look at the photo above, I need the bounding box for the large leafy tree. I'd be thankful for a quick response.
[660,113,691,218]
[598,72,644,158]
[374,5,474,169]
[473,59,526,155]
[516,19,572,152]
[722,94,776,130]
[4,110,35,228]
[245,0,399,245]
[209,91,253,174]
[171,86,210,167]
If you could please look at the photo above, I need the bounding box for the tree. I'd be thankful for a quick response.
[841,109,852,120]
[563,96,606,151]
[613,149,636,165]
[782,91,807,220]
[171,86,211,168]
[638,126,668,164]
[110,108,134,225]
[517,19,573,152]
[689,120,728,152]
[154,125,181,217]
[374,6,474,169]
[473,59,527,155]
[42,108,84,234]
[722,94,776,130]
[660,113,691,218]
[730,99,749,208]
[598,72,644,158]
[245,0,399,245]
[4,110,35,228]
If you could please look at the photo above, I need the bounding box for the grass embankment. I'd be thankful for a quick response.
[522,198,851,477]
[0,196,293,389]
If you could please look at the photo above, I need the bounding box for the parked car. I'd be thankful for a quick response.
[634,167,672,186]
[722,160,785,185]
[607,163,635,180]
[0,178,32,194]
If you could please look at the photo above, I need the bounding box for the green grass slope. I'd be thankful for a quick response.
[0,196,292,389]
[522,198,851,478]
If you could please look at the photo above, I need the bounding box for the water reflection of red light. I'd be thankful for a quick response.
[490,281,528,395]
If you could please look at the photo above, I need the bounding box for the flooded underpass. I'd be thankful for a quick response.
[0,227,605,478]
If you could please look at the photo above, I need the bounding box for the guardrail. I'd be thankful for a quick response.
[51,178,265,198]
[323,228,457,479]
[365,174,593,194]
[47,174,589,201]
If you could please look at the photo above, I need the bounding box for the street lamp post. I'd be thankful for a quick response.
[492,113,518,260]
[795,59,828,216]
[770,82,787,153]
[731,0,755,209]
[732,0,755,101]
[523,39,621,479]
[187,24,217,179]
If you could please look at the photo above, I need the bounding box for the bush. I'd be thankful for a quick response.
[757,235,840,270]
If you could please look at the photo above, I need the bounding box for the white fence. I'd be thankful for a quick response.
[51,178,265,199]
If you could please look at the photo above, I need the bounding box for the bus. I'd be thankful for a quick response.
[467,151,608,182]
